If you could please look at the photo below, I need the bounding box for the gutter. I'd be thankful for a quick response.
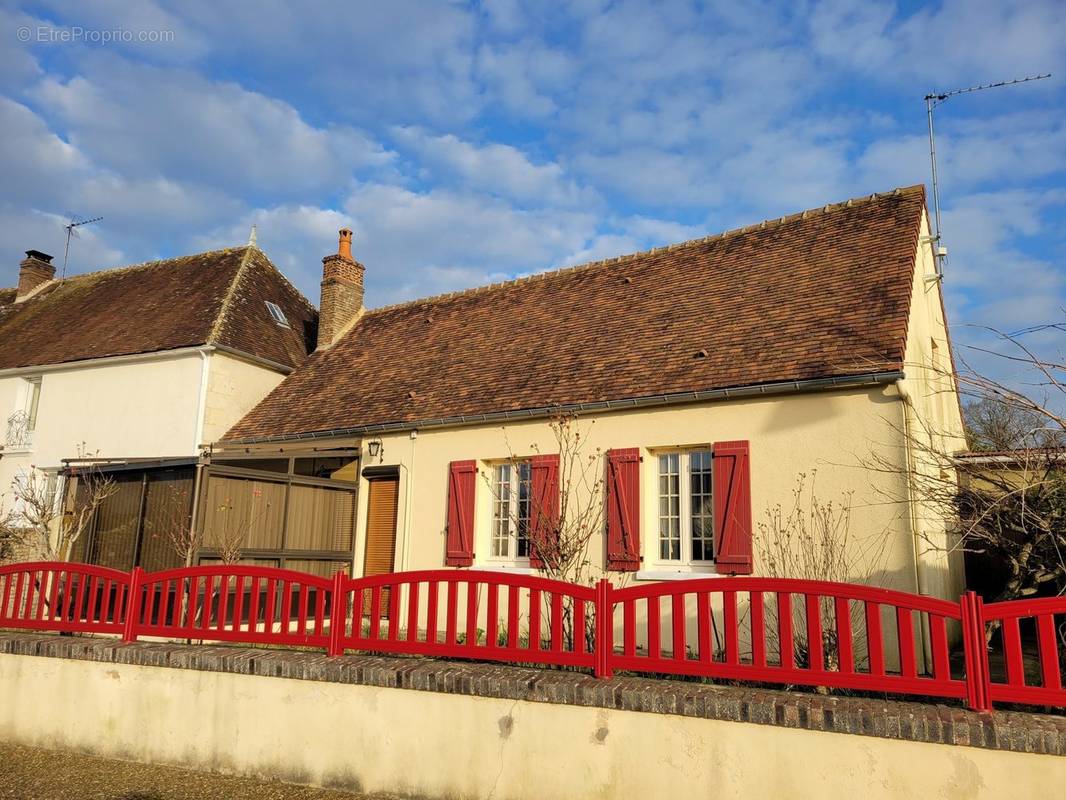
[222,370,906,445]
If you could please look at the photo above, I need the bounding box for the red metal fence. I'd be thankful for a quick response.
[0,561,1062,713]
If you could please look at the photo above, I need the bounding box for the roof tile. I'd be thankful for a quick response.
[0,246,316,371]
[225,186,926,441]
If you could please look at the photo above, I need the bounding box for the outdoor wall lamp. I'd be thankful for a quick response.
[367,437,383,460]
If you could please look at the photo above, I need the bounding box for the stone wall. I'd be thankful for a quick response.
[0,633,1063,798]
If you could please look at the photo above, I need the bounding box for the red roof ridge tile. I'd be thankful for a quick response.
[362,184,926,319]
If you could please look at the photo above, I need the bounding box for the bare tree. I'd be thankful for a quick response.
[963,396,1062,452]
[148,481,199,567]
[0,465,116,562]
[207,486,274,564]
[483,410,616,648]
[757,470,890,587]
[487,411,608,588]
[755,471,891,676]
[865,320,1066,606]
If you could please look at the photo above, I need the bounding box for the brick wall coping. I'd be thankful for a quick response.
[1,632,1063,756]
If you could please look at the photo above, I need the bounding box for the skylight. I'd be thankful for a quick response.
[265,301,290,328]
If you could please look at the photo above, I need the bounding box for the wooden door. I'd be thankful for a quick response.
[363,475,399,618]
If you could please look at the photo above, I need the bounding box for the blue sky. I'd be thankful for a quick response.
[1,1,1063,387]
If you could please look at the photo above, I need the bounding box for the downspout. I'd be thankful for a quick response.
[187,461,206,567]
[896,378,926,597]
[897,377,933,671]
[401,431,417,571]
[193,349,211,455]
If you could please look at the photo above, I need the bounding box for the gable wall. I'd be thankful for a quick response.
[897,211,968,605]
[200,352,288,447]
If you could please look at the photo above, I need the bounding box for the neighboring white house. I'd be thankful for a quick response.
[0,244,317,567]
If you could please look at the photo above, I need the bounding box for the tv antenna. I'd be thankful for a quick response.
[924,73,1050,280]
[62,215,103,278]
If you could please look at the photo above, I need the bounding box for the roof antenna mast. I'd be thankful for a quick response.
[62,214,103,278]
[924,73,1050,281]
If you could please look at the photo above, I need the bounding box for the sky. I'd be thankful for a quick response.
[1,0,1064,390]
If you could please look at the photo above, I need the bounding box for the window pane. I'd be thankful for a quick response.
[492,465,510,557]
[492,462,532,561]
[658,454,680,561]
[516,462,531,557]
[690,450,714,562]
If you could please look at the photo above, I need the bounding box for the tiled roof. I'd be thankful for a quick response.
[225,186,926,441]
[0,246,316,371]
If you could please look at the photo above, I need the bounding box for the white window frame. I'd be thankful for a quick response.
[486,461,533,567]
[5,376,41,450]
[651,448,716,571]
[265,301,290,328]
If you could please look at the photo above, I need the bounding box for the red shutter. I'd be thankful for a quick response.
[713,440,752,575]
[445,460,476,566]
[528,454,560,569]
[606,448,640,571]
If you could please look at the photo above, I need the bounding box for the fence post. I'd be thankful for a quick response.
[327,571,346,657]
[122,567,143,644]
[961,591,992,713]
[594,578,614,679]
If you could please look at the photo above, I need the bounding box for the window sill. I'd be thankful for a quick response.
[470,564,538,576]
[1,445,33,455]
[635,569,721,582]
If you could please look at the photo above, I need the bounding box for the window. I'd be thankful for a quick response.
[25,378,41,431]
[5,377,41,447]
[656,450,714,565]
[265,301,290,328]
[490,462,531,561]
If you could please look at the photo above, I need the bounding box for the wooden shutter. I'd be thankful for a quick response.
[445,460,476,566]
[605,448,640,571]
[713,440,753,574]
[528,454,560,569]
[364,476,399,578]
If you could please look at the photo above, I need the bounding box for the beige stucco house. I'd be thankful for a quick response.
[0,243,317,568]
[207,185,967,604]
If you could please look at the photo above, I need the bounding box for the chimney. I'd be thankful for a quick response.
[317,228,365,349]
[16,250,56,302]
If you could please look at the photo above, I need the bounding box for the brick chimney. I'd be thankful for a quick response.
[16,250,56,302]
[317,229,365,349]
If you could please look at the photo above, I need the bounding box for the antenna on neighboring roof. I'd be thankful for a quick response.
[924,73,1050,282]
[248,224,258,247]
[61,214,103,278]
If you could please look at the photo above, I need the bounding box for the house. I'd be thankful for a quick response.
[207,184,967,604]
[0,243,317,569]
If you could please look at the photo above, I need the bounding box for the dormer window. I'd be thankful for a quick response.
[265,301,290,328]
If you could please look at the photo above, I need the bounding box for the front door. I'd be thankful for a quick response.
[363,474,399,617]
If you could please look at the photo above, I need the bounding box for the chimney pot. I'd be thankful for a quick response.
[317,229,365,350]
[338,228,353,261]
[16,249,56,302]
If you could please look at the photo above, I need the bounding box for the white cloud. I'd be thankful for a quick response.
[342,182,600,304]
[0,98,90,208]
[810,0,1066,86]
[391,127,593,207]
[33,57,395,198]
[476,42,574,118]
[0,208,123,282]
